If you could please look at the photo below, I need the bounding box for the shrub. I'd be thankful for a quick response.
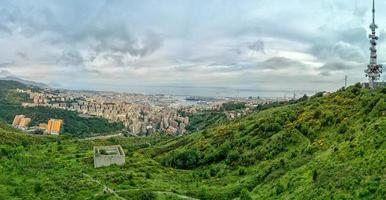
[209,166,218,177]
[312,169,318,182]
[239,188,252,200]
[34,182,43,194]
[226,150,240,165]
[313,110,322,119]
[145,172,151,179]
[338,123,348,134]
[275,183,285,195]
[162,149,201,169]
[133,190,156,200]
[238,168,246,176]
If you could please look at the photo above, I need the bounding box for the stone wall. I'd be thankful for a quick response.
[93,145,125,168]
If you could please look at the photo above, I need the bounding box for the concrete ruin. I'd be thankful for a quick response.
[93,145,125,168]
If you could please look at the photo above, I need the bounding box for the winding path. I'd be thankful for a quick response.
[82,173,127,200]
[83,173,199,200]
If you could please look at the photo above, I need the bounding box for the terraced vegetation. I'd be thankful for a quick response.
[0,83,385,199]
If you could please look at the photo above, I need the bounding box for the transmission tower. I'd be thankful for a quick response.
[365,0,383,89]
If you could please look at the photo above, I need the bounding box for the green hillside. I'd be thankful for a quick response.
[0,84,385,199]
[0,80,124,137]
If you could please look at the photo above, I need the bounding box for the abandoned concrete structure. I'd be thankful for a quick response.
[93,145,125,168]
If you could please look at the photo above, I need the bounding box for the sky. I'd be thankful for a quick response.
[0,0,385,96]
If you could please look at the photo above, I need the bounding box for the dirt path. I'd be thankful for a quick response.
[79,133,123,141]
[82,173,127,200]
[83,173,198,200]
[115,188,199,200]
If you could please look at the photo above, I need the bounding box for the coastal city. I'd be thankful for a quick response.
[13,88,292,136]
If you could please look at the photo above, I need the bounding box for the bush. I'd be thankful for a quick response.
[209,166,218,177]
[34,182,43,194]
[145,172,151,179]
[313,110,322,119]
[239,188,252,200]
[238,168,246,176]
[162,149,201,169]
[133,190,156,200]
[312,169,318,182]
[226,150,239,165]
[338,123,348,134]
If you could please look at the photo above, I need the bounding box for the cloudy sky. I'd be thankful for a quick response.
[0,0,385,94]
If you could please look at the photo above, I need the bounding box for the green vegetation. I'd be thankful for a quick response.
[180,101,248,132]
[0,80,124,137]
[0,84,385,199]
[221,101,246,111]
[181,110,228,132]
[181,99,304,133]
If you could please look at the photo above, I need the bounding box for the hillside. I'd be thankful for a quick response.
[150,85,386,199]
[0,80,124,137]
[0,84,385,199]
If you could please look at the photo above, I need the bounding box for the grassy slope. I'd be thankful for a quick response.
[0,85,385,200]
[149,85,386,199]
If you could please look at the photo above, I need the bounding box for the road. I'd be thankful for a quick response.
[79,133,123,141]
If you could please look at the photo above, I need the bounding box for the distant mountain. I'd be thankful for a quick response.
[0,76,50,88]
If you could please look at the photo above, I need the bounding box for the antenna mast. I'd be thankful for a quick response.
[365,0,383,89]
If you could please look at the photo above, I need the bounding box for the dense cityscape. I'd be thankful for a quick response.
[15,88,291,135]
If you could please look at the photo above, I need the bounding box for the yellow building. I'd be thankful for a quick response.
[19,118,31,128]
[12,115,25,127]
[12,115,31,129]
[39,123,48,130]
[47,119,63,135]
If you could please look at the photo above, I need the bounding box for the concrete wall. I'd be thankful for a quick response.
[93,146,125,168]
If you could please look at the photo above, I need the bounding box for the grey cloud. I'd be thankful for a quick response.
[310,41,365,63]
[332,42,365,62]
[259,57,306,70]
[16,51,28,60]
[82,68,102,75]
[336,27,367,45]
[0,61,14,68]
[248,40,265,53]
[319,71,332,76]
[206,57,307,73]
[318,61,362,73]
[0,24,11,34]
[0,4,163,67]
[57,50,84,66]
[0,69,11,77]
[0,6,58,37]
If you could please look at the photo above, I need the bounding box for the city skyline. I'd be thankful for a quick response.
[1,0,386,94]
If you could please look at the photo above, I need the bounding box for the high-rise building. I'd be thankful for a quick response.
[12,115,31,129]
[19,118,31,128]
[12,115,25,127]
[47,119,63,135]
[365,0,383,89]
